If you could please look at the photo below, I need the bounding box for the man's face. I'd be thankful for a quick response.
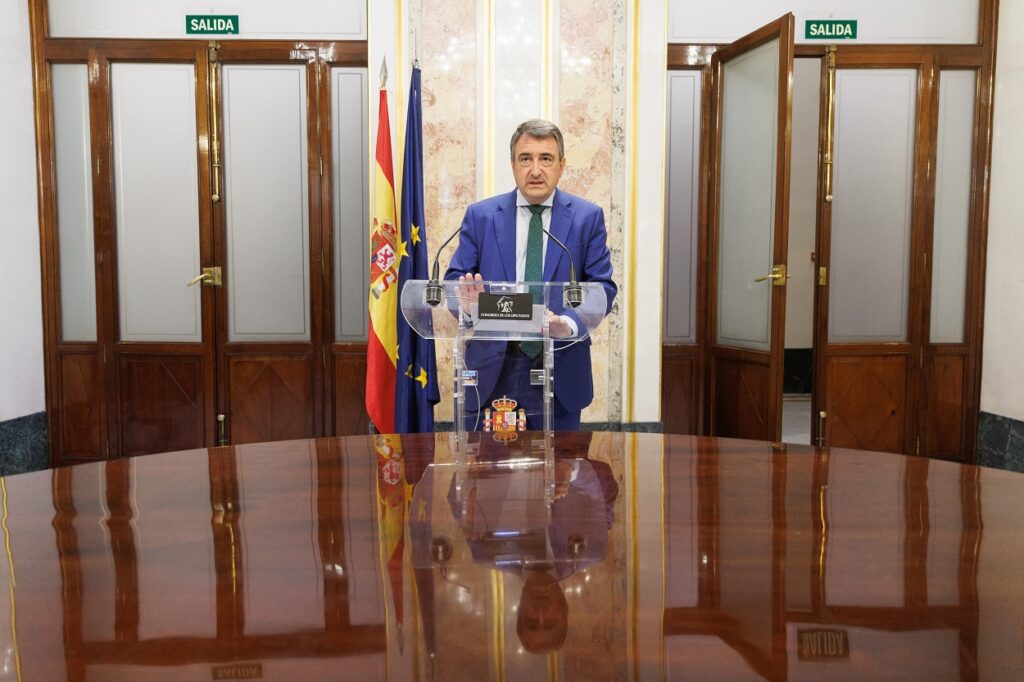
[512,134,565,204]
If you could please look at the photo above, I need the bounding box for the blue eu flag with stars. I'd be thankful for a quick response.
[395,66,440,432]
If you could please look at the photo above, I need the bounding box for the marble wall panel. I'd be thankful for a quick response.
[559,0,622,423]
[420,0,478,421]
[417,0,624,424]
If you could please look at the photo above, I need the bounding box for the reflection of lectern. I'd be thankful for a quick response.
[400,280,608,441]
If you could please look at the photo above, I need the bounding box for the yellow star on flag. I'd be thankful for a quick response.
[395,239,409,262]
[416,367,429,389]
[410,224,421,246]
[405,364,414,379]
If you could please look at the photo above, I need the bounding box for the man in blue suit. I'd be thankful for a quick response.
[445,119,617,430]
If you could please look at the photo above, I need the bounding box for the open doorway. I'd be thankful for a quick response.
[782,57,821,445]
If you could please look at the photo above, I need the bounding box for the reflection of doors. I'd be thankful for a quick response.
[706,15,794,441]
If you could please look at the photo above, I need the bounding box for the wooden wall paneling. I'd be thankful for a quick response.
[923,352,966,459]
[711,353,770,441]
[59,352,101,459]
[119,354,205,456]
[227,353,314,444]
[333,344,369,436]
[662,345,698,434]
[823,353,908,454]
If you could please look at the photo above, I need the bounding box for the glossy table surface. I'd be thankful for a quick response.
[0,431,1022,680]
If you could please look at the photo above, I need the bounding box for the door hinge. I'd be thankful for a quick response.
[818,266,827,286]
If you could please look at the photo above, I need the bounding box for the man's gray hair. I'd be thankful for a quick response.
[510,119,565,160]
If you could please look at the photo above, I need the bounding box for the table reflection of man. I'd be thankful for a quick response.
[514,456,616,653]
[410,436,618,655]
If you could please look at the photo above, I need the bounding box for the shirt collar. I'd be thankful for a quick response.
[515,188,555,208]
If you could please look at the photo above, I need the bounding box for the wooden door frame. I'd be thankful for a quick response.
[809,33,996,460]
[28,0,369,463]
[664,0,998,461]
[662,50,715,435]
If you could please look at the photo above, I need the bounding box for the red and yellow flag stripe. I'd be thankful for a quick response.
[367,88,401,434]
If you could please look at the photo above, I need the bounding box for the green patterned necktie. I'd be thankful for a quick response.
[520,204,547,359]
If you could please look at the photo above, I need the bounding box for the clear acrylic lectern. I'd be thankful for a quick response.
[400,279,608,446]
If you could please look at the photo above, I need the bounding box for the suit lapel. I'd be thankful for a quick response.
[493,190,517,281]
[544,189,573,281]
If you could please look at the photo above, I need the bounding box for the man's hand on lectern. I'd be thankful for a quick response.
[455,273,484,316]
[546,310,572,338]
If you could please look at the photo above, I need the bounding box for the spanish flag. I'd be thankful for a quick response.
[366,85,399,433]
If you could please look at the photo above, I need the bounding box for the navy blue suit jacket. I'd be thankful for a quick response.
[444,189,616,413]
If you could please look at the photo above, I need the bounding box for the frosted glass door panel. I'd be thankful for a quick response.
[716,38,779,351]
[930,70,976,344]
[828,70,916,343]
[332,67,369,341]
[52,63,97,342]
[664,71,701,343]
[223,65,311,342]
[112,63,202,343]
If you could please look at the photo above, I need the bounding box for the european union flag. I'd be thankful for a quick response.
[395,66,439,432]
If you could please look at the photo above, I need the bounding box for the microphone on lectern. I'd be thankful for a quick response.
[541,227,584,309]
[424,225,463,307]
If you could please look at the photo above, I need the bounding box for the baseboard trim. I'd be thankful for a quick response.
[0,412,49,476]
[978,411,1024,473]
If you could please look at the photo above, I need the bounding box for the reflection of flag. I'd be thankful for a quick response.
[375,434,408,647]
[366,86,399,434]
[395,66,440,433]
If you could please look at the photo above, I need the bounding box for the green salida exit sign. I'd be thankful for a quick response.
[805,19,858,40]
[186,15,239,35]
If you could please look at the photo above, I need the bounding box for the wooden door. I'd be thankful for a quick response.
[36,35,369,463]
[813,50,931,455]
[705,15,795,441]
[211,43,327,445]
[102,46,218,457]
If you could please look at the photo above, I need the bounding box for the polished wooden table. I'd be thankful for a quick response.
[0,432,1021,680]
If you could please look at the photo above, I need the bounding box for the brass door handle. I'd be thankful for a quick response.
[187,266,222,287]
[754,264,788,286]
